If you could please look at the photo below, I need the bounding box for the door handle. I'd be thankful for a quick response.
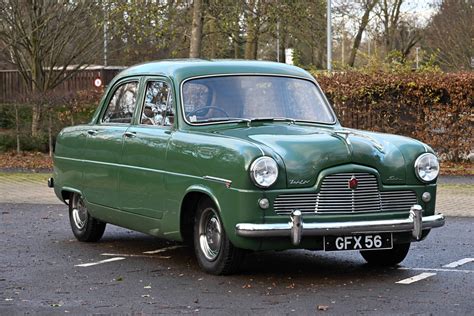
[123,131,136,138]
[87,129,98,136]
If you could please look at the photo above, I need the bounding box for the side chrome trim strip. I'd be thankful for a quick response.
[203,176,232,188]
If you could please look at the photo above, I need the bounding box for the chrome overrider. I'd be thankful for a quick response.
[235,205,445,246]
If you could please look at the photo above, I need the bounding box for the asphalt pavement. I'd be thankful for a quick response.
[0,174,473,314]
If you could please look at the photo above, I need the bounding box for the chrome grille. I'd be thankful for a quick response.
[274,173,417,215]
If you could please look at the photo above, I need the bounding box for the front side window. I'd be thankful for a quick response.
[102,81,138,124]
[182,76,335,124]
[141,81,174,127]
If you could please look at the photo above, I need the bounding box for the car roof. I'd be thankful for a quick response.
[115,59,314,83]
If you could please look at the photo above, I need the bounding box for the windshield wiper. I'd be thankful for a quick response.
[197,117,249,124]
[197,117,300,125]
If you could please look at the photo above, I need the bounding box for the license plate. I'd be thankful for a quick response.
[324,233,393,251]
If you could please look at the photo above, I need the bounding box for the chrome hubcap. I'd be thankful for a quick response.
[198,208,222,261]
[72,195,88,230]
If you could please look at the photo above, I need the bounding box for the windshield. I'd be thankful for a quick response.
[182,75,336,124]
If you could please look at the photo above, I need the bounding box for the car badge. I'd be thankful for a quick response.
[348,176,358,190]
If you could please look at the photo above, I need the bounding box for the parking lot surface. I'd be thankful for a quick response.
[0,174,473,314]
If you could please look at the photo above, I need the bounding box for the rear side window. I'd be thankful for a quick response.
[102,81,139,124]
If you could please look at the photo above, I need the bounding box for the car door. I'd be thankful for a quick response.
[82,78,140,208]
[119,77,175,219]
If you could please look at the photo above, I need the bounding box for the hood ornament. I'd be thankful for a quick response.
[348,176,359,190]
[334,130,385,154]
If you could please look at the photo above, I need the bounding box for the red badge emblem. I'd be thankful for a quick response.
[348,176,358,190]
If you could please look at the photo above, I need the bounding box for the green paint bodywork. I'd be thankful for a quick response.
[53,60,438,251]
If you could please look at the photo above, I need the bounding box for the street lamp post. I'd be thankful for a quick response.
[103,0,108,67]
[327,0,332,72]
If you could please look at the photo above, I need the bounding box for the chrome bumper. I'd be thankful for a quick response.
[235,205,445,246]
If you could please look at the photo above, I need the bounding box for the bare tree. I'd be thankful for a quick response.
[371,0,422,59]
[378,0,403,52]
[348,0,379,67]
[425,0,474,71]
[244,0,262,60]
[0,0,101,136]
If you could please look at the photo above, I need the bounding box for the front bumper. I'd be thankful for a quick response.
[235,205,445,246]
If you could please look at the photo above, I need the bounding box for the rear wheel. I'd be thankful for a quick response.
[360,243,411,266]
[193,197,244,275]
[69,193,106,242]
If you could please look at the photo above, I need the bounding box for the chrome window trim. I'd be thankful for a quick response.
[179,73,338,127]
[138,78,174,128]
[99,79,140,125]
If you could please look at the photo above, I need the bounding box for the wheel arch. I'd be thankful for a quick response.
[180,185,221,245]
[60,187,83,205]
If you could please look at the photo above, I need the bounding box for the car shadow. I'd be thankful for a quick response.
[87,229,409,282]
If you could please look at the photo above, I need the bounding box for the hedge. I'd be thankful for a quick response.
[0,71,472,163]
[315,71,473,162]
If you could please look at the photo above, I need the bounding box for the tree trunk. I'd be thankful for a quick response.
[244,26,258,59]
[233,12,242,59]
[15,104,21,154]
[31,104,42,138]
[233,35,241,59]
[189,0,203,58]
[244,0,259,59]
[48,109,53,157]
[279,29,287,63]
[209,18,216,59]
[348,0,378,67]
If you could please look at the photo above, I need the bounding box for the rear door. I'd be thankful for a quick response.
[119,77,175,219]
[82,78,140,208]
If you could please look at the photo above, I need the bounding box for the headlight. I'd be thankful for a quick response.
[250,157,278,188]
[414,153,439,182]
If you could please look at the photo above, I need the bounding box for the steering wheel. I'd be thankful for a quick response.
[187,106,229,119]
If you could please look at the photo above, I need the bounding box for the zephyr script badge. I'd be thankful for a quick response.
[290,179,310,185]
[348,176,359,190]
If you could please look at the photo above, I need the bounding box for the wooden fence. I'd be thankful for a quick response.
[0,66,125,103]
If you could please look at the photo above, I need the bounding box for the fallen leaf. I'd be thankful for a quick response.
[317,305,329,311]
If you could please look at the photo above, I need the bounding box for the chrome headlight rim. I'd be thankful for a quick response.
[414,153,440,183]
[250,156,279,188]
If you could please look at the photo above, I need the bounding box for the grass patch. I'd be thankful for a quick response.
[0,172,51,182]
[438,184,474,192]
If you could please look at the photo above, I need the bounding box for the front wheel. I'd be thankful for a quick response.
[69,193,106,242]
[360,243,411,266]
[193,198,244,275]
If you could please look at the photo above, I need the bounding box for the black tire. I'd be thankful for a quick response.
[69,193,106,242]
[360,243,411,266]
[193,197,244,275]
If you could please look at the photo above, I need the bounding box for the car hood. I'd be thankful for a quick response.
[217,124,429,188]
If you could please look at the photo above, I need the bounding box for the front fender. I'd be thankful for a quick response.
[183,184,222,216]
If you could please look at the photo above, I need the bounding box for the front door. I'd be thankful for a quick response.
[83,79,140,208]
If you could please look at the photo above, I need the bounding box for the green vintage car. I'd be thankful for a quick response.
[51,60,445,275]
